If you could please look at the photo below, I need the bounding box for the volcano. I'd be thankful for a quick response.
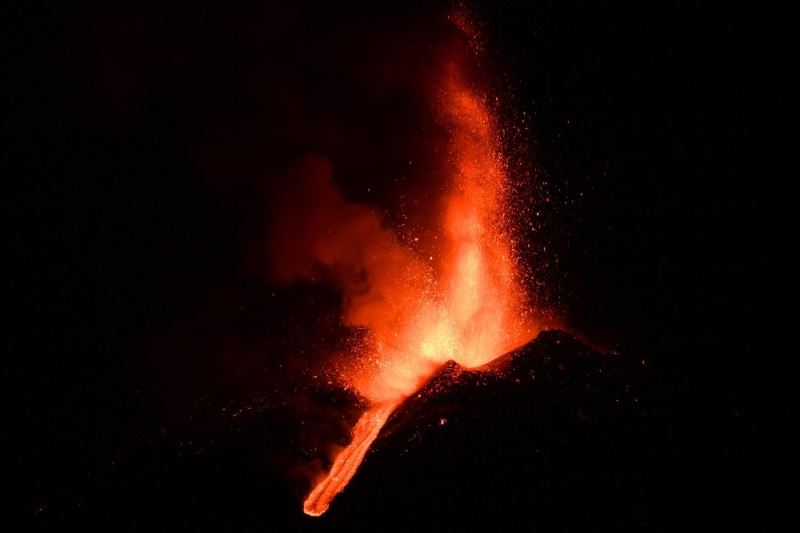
[306,330,652,530]
[57,330,663,530]
[11,1,764,530]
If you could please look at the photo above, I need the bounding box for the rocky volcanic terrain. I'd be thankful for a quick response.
[318,331,653,530]
[38,330,712,531]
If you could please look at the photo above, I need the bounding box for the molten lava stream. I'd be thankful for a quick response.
[303,401,400,516]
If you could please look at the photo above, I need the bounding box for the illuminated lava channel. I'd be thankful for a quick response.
[303,401,399,516]
[303,16,538,517]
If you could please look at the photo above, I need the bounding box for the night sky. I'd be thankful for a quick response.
[10,1,765,529]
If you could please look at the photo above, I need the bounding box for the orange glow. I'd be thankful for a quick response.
[303,17,537,516]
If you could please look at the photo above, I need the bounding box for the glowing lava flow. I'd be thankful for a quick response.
[303,16,537,517]
[303,401,399,516]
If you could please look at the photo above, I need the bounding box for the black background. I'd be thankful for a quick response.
[10,1,765,529]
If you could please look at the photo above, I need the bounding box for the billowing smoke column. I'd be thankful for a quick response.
[267,11,538,516]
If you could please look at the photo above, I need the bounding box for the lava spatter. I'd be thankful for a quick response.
[303,11,537,515]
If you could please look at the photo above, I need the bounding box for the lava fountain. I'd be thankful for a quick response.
[302,14,538,517]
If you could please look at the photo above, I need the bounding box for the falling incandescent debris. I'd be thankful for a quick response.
[302,9,541,516]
